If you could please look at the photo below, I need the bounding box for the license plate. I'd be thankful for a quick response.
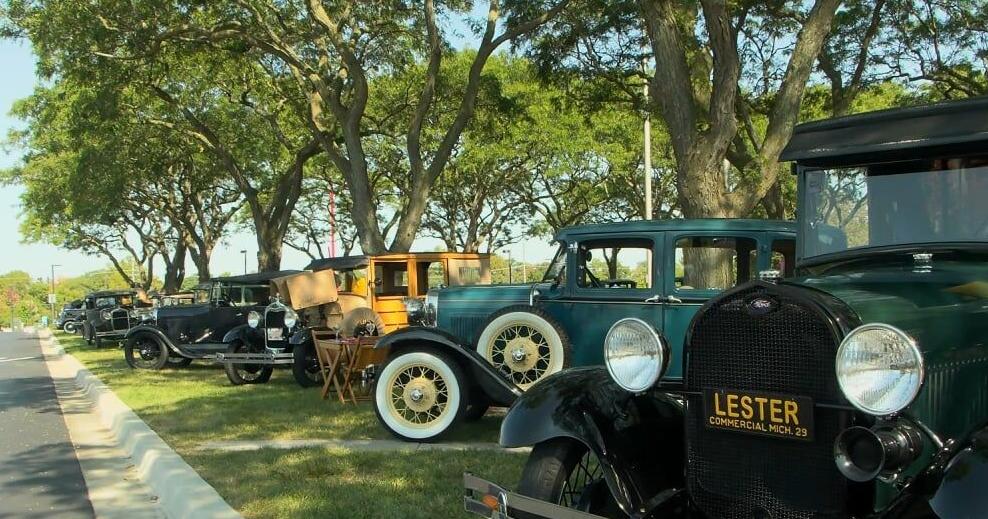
[703,388,814,441]
[266,328,284,341]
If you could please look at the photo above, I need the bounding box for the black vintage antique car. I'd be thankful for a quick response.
[465,98,988,519]
[55,299,85,333]
[81,290,153,347]
[122,271,303,384]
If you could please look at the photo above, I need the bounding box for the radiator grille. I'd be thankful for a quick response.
[685,285,850,519]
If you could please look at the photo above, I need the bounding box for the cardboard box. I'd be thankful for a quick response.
[270,270,339,310]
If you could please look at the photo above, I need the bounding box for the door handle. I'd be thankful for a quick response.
[666,295,683,304]
[644,295,662,303]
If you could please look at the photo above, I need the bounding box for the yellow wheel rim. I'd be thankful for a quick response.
[487,324,553,389]
[386,363,450,428]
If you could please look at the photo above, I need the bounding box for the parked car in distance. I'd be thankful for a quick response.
[373,219,796,441]
[464,97,988,519]
[54,299,85,333]
[81,290,153,347]
[122,271,299,375]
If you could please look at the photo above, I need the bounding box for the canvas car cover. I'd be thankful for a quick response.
[270,270,339,310]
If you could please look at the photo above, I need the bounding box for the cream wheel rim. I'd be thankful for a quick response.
[386,364,450,428]
[487,324,553,388]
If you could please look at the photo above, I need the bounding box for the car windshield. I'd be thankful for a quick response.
[802,157,988,259]
[542,242,566,282]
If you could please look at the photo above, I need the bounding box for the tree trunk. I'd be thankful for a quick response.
[256,225,284,272]
[162,241,188,294]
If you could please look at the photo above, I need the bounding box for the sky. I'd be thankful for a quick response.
[0,28,556,283]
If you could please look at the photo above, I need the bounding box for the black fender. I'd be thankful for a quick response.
[928,426,988,518]
[222,324,254,345]
[288,327,313,346]
[501,366,685,516]
[377,326,520,406]
[124,325,182,354]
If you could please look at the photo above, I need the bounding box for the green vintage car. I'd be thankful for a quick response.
[464,97,988,519]
[373,219,796,441]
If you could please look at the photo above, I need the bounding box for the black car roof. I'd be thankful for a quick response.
[305,256,370,272]
[781,96,988,167]
[87,290,137,298]
[210,271,301,284]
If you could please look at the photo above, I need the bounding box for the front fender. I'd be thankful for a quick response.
[222,324,253,344]
[378,326,519,406]
[501,367,685,515]
[124,325,179,351]
[928,426,988,518]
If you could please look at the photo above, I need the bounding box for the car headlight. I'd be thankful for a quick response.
[284,308,298,328]
[425,290,439,326]
[100,309,112,320]
[836,323,924,416]
[403,297,425,323]
[604,318,669,393]
[247,311,261,328]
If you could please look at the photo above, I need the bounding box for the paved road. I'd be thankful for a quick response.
[0,331,95,519]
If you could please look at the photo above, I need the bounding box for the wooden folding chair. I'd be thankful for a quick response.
[339,337,390,404]
[311,329,346,400]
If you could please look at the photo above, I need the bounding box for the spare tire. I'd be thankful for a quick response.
[475,305,570,390]
[339,307,387,338]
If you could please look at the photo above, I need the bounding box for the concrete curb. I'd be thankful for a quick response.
[38,329,241,519]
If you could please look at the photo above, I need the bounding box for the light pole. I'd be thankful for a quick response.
[240,250,248,274]
[502,249,513,284]
[50,264,60,326]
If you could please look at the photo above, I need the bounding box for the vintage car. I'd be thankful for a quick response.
[463,98,988,519]
[54,299,85,333]
[373,219,796,441]
[303,252,492,333]
[80,290,153,347]
[122,271,299,379]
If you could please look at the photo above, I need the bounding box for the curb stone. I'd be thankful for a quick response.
[38,329,242,519]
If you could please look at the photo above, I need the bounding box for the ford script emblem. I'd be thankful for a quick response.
[747,297,777,316]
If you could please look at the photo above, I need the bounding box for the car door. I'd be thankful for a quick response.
[558,232,665,368]
[370,259,413,332]
[662,232,762,379]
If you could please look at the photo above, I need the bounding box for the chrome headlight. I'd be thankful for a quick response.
[403,297,426,324]
[425,289,439,326]
[100,309,112,320]
[836,323,924,416]
[604,318,669,393]
[247,311,261,328]
[284,308,298,329]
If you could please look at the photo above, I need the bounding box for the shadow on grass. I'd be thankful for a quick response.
[55,332,503,451]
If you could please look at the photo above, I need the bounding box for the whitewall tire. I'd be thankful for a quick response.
[373,347,467,442]
[476,306,569,390]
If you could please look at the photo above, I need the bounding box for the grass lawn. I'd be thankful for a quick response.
[56,332,526,518]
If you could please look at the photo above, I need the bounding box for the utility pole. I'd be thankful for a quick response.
[50,264,60,327]
[502,249,513,284]
[643,54,653,220]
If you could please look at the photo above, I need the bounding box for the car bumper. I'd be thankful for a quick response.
[213,351,294,365]
[464,473,608,519]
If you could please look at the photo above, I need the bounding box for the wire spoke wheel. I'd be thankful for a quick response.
[132,338,162,369]
[386,364,450,428]
[488,324,552,388]
[559,451,604,509]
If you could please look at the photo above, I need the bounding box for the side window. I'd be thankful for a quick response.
[675,237,757,291]
[772,239,796,277]
[241,286,270,306]
[576,238,653,289]
[416,261,447,292]
[541,242,567,283]
[374,262,409,297]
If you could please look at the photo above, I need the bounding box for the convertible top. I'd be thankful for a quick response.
[211,271,301,284]
[781,96,988,167]
[305,256,369,272]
